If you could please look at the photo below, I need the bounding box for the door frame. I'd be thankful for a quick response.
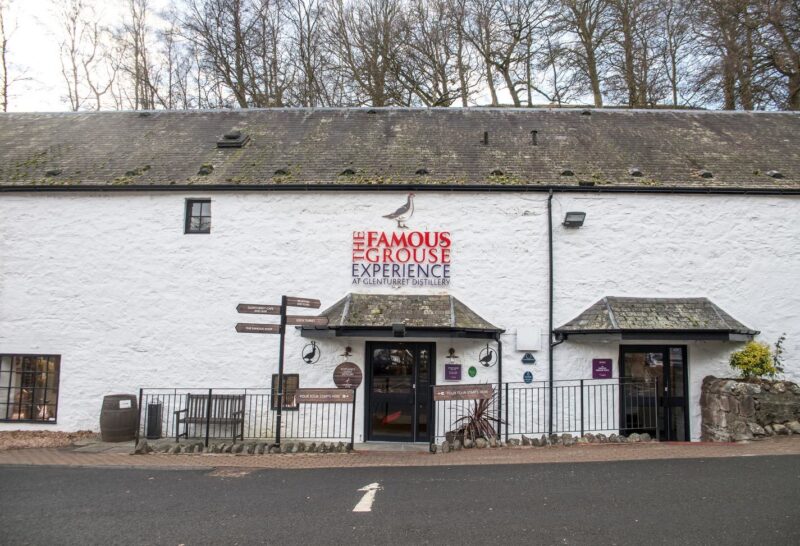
[364,341,436,443]
[619,344,690,441]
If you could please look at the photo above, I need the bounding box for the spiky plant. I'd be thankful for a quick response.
[451,391,503,441]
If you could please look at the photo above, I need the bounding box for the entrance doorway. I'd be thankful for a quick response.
[620,345,689,441]
[365,342,435,442]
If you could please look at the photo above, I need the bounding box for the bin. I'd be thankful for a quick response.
[146,402,163,439]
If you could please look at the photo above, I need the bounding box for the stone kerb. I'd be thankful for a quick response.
[701,376,800,442]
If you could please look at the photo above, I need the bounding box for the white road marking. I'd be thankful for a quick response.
[353,482,382,512]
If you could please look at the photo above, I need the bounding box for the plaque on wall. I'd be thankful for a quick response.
[333,362,363,389]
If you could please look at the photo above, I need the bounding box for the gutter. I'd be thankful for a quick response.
[2,183,800,196]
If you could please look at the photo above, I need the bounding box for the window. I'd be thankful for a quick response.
[185,199,211,234]
[0,355,60,422]
[271,374,299,410]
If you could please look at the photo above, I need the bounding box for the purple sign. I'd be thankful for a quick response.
[444,363,462,381]
[592,359,613,379]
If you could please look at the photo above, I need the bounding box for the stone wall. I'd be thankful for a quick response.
[701,376,800,442]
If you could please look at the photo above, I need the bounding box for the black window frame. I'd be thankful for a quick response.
[185,198,211,234]
[271,374,299,411]
[0,354,61,423]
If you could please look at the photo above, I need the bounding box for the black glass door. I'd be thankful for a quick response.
[620,345,689,441]
[366,342,435,442]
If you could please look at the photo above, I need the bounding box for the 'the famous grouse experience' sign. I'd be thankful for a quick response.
[352,194,451,287]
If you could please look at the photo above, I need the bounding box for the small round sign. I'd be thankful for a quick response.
[468,366,477,378]
[333,362,363,389]
[523,371,533,384]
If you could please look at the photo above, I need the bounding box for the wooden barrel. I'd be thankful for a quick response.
[99,394,138,442]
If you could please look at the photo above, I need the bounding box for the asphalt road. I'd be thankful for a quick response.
[1,456,798,545]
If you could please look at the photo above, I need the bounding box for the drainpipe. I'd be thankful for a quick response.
[548,190,554,435]
[496,335,503,441]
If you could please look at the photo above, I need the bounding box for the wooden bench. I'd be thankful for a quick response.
[174,394,245,443]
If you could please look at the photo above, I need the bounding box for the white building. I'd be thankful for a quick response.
[1,108,798,444]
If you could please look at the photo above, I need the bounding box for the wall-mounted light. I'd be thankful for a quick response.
[563,211,586,228]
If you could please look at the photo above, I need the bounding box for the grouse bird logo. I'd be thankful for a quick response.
[383,193,415,229]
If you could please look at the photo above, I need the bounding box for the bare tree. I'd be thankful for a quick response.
[559,0,614,107]
[757,0,800,109]
[0,0,10,111]
[326,0,406,106]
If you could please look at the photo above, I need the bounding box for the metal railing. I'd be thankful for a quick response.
[431,379,659,445]
[134,388,356,447]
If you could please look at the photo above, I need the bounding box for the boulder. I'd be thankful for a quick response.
[475,438,488,449]
[507,438,520,447]
[134,440,150,455]
[291,443,301,454]
[345,443,354,453]
[336,442,345,453]
[453,440,462,451]
[210,444,221,454]
[170,444,182,454]
[184,444,195,454]
[531,437,541,447]
[608,434,619,443]
[596,434,608,443]
[232,443,244,454]
[576,436,588,444]
[786,421,800,434]
[772,423,789,435]
[628,433,641,443]
[440,441,451,454]
[640,433,652,442]
[297,442,307,453]
[161,444,172,453]
[747,423,766,436]
[584,433,596,443]
[549,434,561,445]
[256,442,266,455]
[463,438,474,449]
[283,442,295,453]
[521,435,531,446]
[561,433,573,443]
[308,442,317,453]
[563,437,576,447]
[430,443,438,454]
[489,437,498,448]
[195,443,205,453]
[540,434,549,446]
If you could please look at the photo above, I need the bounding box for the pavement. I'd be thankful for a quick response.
[0,436,799,470]
[1,455,798,545]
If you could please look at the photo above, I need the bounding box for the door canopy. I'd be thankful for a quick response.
[299,293,504,339]
[554,297,758,342]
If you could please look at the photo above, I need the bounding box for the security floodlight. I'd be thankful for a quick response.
[563,211,586,228]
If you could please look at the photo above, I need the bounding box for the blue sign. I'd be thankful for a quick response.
[521,353,536,365]
[523,371,533,384]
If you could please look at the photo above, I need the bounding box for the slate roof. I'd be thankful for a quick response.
[311,293,503,333]
[0,108,798,189]
[555,297,758,336]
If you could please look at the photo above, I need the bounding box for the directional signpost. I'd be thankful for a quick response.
[236,294,324,445]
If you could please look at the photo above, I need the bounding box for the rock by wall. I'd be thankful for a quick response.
[701,376,800,442]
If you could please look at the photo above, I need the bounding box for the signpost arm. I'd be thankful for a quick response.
[275,295,287,446]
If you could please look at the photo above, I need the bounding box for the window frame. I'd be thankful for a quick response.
[0,354,61,424]
[271,373,299,411]
[184,198,212,234]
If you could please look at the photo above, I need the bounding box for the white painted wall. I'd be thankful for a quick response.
[1,191,798,441]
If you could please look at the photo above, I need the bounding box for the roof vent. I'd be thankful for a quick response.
[217,130,250,149]
[138,111,151,118]
[766,170,784,179]
[581,109,592,116]
[698,170,713,179]
[198,163,213,176]
[561,169,574,177]
[628,168,643,177]
[340,168,356,176]
[490,169,504,177]
[45,168,62,177]
[415,168,429,176]
[273,168,289,176]
[367,109,377,114]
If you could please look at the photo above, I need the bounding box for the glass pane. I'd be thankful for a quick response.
[189,217,201,231]
[200,201,211,216]
[370,399,413,439]
[671,405,687,441]
[371,348,413,393]
[417,349,429,386]
[191,202,203,216]
[199,218,211,232]
[669,347,684,395]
